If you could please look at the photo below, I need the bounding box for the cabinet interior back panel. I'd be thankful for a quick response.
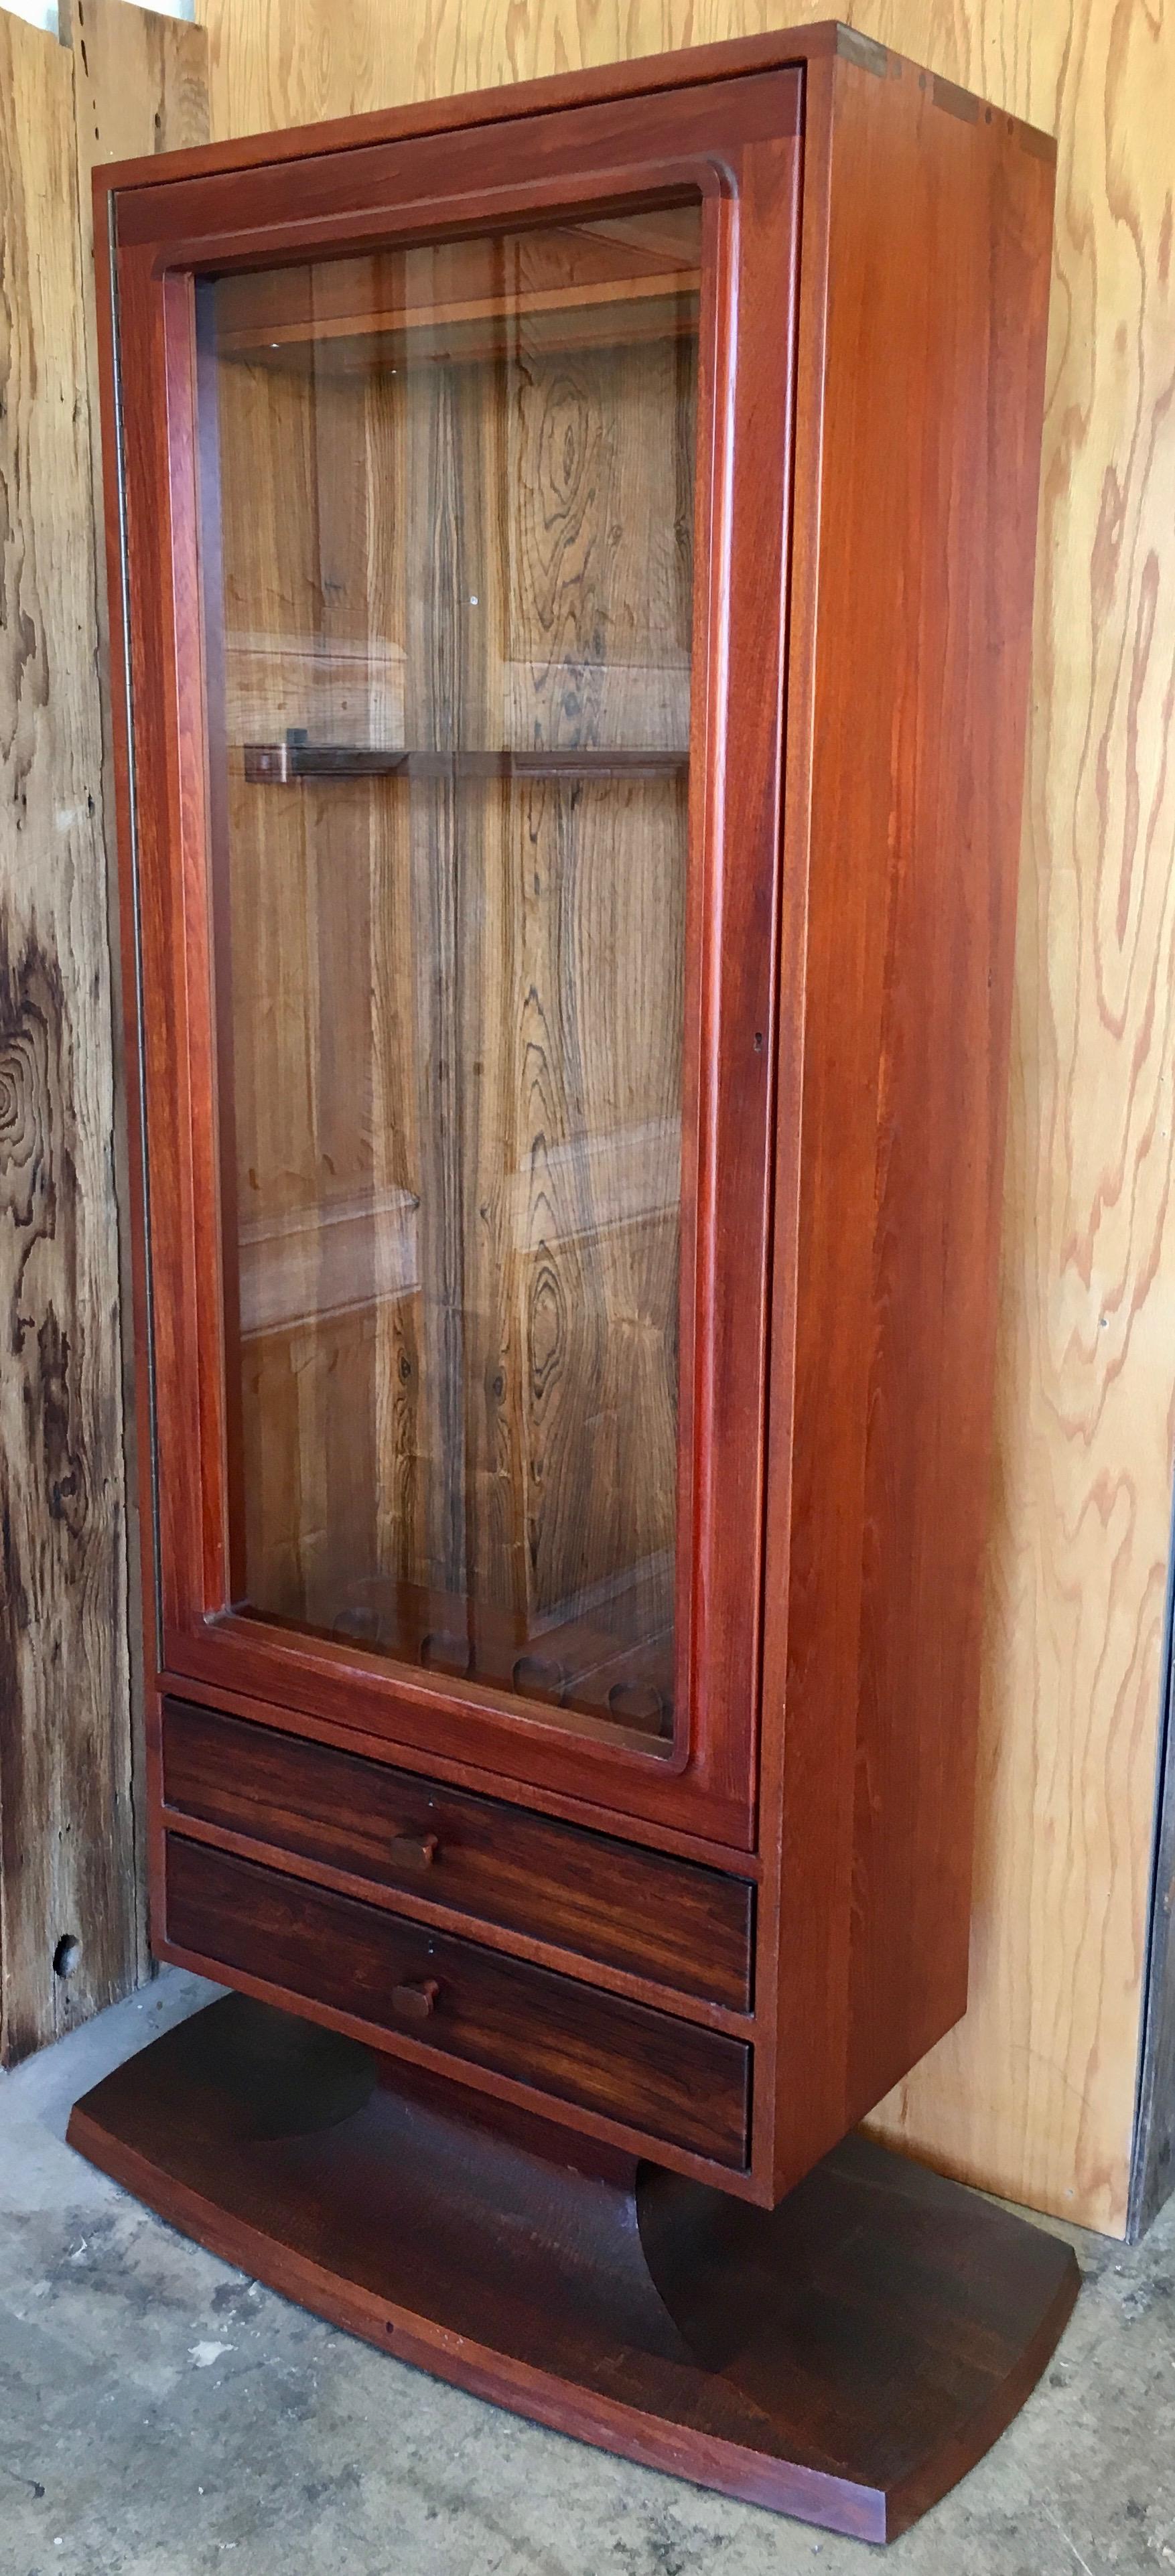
[211,257,695,1742]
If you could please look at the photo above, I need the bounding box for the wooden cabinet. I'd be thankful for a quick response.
[64,30,1087,2534]
[77,35,1074,2531]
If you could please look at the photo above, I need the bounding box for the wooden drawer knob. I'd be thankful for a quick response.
[389,1831,438,1872]
[391,1977,439,2023]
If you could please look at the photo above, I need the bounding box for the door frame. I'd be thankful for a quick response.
[100,68,805,1855]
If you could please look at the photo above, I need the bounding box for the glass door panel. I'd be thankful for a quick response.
[202,206,701,1750]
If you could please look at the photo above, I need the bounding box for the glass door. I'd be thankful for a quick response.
[204,210,699,1752]
[117,69,802,1845]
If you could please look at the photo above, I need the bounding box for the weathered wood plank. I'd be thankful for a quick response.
[68,0,210,1986]
[0,12,131,2061]
[0,3,208,2063]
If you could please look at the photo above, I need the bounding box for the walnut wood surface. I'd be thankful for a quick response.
[162,1836,750,2165]
[160,1697,754,2007]
[66,1993,1081,2543]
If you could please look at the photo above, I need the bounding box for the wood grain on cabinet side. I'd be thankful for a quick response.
[757,51,1054,2200]
[0,16,131,2059]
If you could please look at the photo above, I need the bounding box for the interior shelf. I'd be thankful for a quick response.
[243,742,689,783]
[212,214,702,373]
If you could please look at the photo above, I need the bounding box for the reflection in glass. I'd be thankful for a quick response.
[204,206,700,1745]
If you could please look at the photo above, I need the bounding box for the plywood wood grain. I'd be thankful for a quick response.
[856,0,1175,2240]
[194,0,1175,2234]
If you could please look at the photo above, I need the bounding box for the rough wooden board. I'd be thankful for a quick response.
[66,0,210,169]
[0,3,209,2066]
[193,0,1175,2238]
[0,12,134,2062]
[67,0,210,2003]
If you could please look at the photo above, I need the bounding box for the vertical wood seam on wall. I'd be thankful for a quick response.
[1127,1462,1175,2237]
[69,0,210,1992]
[67,9,143,1989]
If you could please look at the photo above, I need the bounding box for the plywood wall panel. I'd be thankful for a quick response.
[191,0,1175,2236]
[857,0,1175,2239]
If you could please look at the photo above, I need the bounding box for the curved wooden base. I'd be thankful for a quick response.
[67,1996,1079,2545]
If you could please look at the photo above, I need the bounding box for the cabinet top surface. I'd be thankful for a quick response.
[95,20,1056,207]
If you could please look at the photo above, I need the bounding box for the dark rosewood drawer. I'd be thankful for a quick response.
[163,1835,750,2167]
[160,1699,753,2009]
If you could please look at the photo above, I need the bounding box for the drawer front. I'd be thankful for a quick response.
[164,1835,750,2168]
[161,1699,753,2009]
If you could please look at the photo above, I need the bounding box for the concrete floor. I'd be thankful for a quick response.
[1,1975,1173,2576]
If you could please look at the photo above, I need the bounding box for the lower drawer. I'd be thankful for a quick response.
[163,1833,750,2169]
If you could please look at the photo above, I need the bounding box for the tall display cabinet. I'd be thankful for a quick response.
[70,23,1075,2542]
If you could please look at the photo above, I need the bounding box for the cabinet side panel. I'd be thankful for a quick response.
[764,57,1054,2194]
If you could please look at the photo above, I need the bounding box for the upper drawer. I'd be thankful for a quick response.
[160,1699,754,2011]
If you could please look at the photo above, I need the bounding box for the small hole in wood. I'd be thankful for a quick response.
[54,1935,82,1980]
